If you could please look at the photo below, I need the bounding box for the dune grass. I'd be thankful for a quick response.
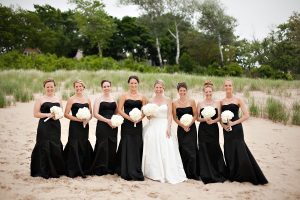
[292,102,300,125]
[1,69,300,125]
[265,97,289,124]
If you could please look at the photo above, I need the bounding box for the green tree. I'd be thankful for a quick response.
[70,0,116,57]
[197,0,237,66]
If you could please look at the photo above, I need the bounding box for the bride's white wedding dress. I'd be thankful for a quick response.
[142,104,187,184]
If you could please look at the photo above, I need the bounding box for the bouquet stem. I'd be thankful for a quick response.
[44,117,51,122]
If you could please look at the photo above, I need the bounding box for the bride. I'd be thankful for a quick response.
[142,80,187,184]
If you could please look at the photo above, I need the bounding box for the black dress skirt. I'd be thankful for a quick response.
[176,107,199,180]
[90,101,118,175]
[63,103,93,178]
[221,103,268,185]
[116,99,144,181]
[198,108,227,184]
[31,102,65,178]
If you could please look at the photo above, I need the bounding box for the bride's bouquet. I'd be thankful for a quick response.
[142,103,159,117]
[76,107,91,128]
[221,110,234,131]
[201,106,216,118]
[129,108,142,127]
[44,106,63,122]
[111,115,124,127]
[180,114,193,127]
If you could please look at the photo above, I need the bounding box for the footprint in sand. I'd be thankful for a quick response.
[147,192,158,198]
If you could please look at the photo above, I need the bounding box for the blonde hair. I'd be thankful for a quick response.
[154,79,165,88]
[203,80,214,91]
[224,79,233,86]
[73,80,86,88]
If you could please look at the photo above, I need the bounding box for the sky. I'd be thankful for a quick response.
[1,0,300,41]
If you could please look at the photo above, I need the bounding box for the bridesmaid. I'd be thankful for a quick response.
[221,79,268,185]
[116,75,146,181]
[172,82,199,180]
[197,80,227,184]
[63,80,93,178]
[31,79,65,178]
[90,80,118,175]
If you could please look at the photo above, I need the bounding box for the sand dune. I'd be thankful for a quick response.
[0,99,300,200]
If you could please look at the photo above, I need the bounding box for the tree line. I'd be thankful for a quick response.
[0,0,299,79]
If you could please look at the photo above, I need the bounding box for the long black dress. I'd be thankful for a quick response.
[31,102,65,178]
[63,103,93,178]
[176,107,199,180]
[221,103,268,185]
[90,101,118,175]
[116,99,144,181]
[198,108,227,184]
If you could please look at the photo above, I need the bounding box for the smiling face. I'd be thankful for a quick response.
[224,79,233,94]
[128,78,138,91]
[74,82,84,95]
[102,81,111,94]
[204,86,213,100]
[154,82,164,95]
[178,87,187,98]
[44,81,55,96]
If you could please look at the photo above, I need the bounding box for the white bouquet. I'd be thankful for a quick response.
[129,108,142,127]
[201,106,216,118]
[44,106,63,122]
[180,114,193,126]
[111,115,124,127]
[76,107,91,128]
[221,110,234,131]
[142,103,159,117]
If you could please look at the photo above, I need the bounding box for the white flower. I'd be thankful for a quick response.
[50,106,64,120]
[180,114,193,126]
[142,103,159,117]
[201,106,216,118]
[129,108,142,122]
[221,110,234,123]
[76,107,91,120]
[111,115,124,127]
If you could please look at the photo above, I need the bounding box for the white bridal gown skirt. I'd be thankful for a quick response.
[142,105,187,184]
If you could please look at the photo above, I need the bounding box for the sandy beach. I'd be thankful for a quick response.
[0,99,300,200]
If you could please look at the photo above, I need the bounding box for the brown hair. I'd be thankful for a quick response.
[203,80,214,91]
[43,79,56,87]
[128,75,140,83]
[73,80,86,88]
[154,79,165,88]
[101,80,111,87]
[177,82,187,91]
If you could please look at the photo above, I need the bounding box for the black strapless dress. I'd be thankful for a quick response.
[63,103,93,178]
[221,103,268,185]
[30,102,65,178]
[176,107,199,180]
[90,101,118,175]
[116,99,144,181]
[198,108,227,184]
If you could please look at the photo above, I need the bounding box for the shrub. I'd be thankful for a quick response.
[0,92,6,108]
[223,63,243,76]
[249,98,259,117]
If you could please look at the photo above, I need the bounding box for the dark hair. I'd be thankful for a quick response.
[177,82,187,91]
[43,79,56,87]
[128,75,140,83]
[101,80,111,87]
[203,80,214,91]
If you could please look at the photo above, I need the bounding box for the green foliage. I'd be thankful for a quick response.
[179,53,195,73]
[266,97,289,124]
[292,101,300,125]
[223,63,243,76]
